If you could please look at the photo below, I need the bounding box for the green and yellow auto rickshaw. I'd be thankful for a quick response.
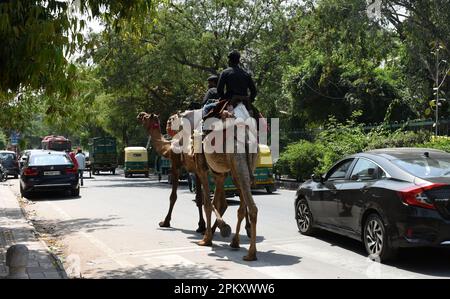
[198,144,276,196]
[124,147,149,178]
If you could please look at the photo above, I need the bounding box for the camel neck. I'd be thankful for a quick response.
[147,126,172,158]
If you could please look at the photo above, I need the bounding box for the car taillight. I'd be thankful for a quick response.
[398,183,447,210]
[66,167,78,174]
[23,167,38,176]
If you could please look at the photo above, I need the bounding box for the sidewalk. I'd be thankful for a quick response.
[0,182,67,279]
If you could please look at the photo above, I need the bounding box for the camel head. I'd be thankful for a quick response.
[137,112,160,131]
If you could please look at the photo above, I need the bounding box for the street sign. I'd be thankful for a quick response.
[10,132,20,145]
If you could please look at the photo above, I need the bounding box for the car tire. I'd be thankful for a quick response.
[71,186,80,197]
[363,213,398,263]
[112,169,116,175]
[296,198,316,236]
[14,175,18,179]
[266,186,274,194]
[20,184,31,199]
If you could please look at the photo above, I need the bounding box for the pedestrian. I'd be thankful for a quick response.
[75,149,86,187]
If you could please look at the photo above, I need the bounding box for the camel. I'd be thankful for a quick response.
[137,112,232,237]
[160,107,260,261]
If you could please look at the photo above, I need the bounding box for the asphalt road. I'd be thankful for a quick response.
[8,171,450,279]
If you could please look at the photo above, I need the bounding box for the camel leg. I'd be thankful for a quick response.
[159,165,179,228]
[197,170,213,246]
[195,174,206,233]
[245,212,251,238]
[211,173,231,237]
[235,187,251,238]
[229,153,258,261]
[230,197,246,249]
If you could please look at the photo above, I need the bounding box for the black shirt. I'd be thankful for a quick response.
[202,87,219,105]
[217,66,257,102]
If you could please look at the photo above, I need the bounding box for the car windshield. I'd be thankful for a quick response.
[29,154,72,166]
[392,157,450,178]
[0,153,15,161]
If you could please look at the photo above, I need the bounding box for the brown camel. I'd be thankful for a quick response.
[137,112,232,237]
[163,109,260,261]
[166,110,252,238]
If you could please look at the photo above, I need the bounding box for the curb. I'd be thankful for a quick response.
[6,184,68,279]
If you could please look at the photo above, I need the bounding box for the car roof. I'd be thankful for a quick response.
[28,150,68,156]
[357,148,449,160]
[0,150,16,154]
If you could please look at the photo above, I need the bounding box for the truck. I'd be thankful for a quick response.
[41,135,71,152]
[89,137,118,175]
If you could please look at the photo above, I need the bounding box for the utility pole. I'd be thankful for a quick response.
[435,46,440,137]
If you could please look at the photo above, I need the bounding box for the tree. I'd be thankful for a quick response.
[283,0,416,127]
[0,0,157,115]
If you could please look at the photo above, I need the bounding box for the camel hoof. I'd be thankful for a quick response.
[220,224,232,238]
[197,239,212,247]
[196,225,206,234]
[243,254,257,261]
[230,240,240,249]
[159,221,170,228]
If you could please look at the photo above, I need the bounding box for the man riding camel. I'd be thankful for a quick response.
[217,50,257,112]
[202,50,258,119]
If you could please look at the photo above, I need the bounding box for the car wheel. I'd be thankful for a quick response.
[265,186,274,194]
[14,175,18,179]
[71,186,80,197]
[363,214,397,263]
[20,184,31,198]
[296,198,315,235]
[112,169,116,175]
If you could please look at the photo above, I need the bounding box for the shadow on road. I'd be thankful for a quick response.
[312,229,450,277]
[23,191,81,201]
[209,246,302,268]
[94,263,227,279]
[32,215,123,236]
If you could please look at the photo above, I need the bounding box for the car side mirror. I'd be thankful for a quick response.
[351,174,359,181]
[311,174,324,184]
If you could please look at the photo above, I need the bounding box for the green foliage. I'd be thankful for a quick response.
[276,113,434,180]
[0,131,7,150]
[275,140,324,181]
[420,137,450,153]
[0,0,157,110]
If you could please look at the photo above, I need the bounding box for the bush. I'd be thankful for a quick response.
[420,136,450,152]
[275,140,324,181]
[275,112,436,180]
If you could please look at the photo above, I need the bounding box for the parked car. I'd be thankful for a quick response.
[20,150,80,198]
[0,150,19,178]
[19,149,41,169]
[295,148,450,263]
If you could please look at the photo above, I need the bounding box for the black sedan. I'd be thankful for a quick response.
[20,150,80,198]
[0,150,20,178]
[295,148,450,262]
